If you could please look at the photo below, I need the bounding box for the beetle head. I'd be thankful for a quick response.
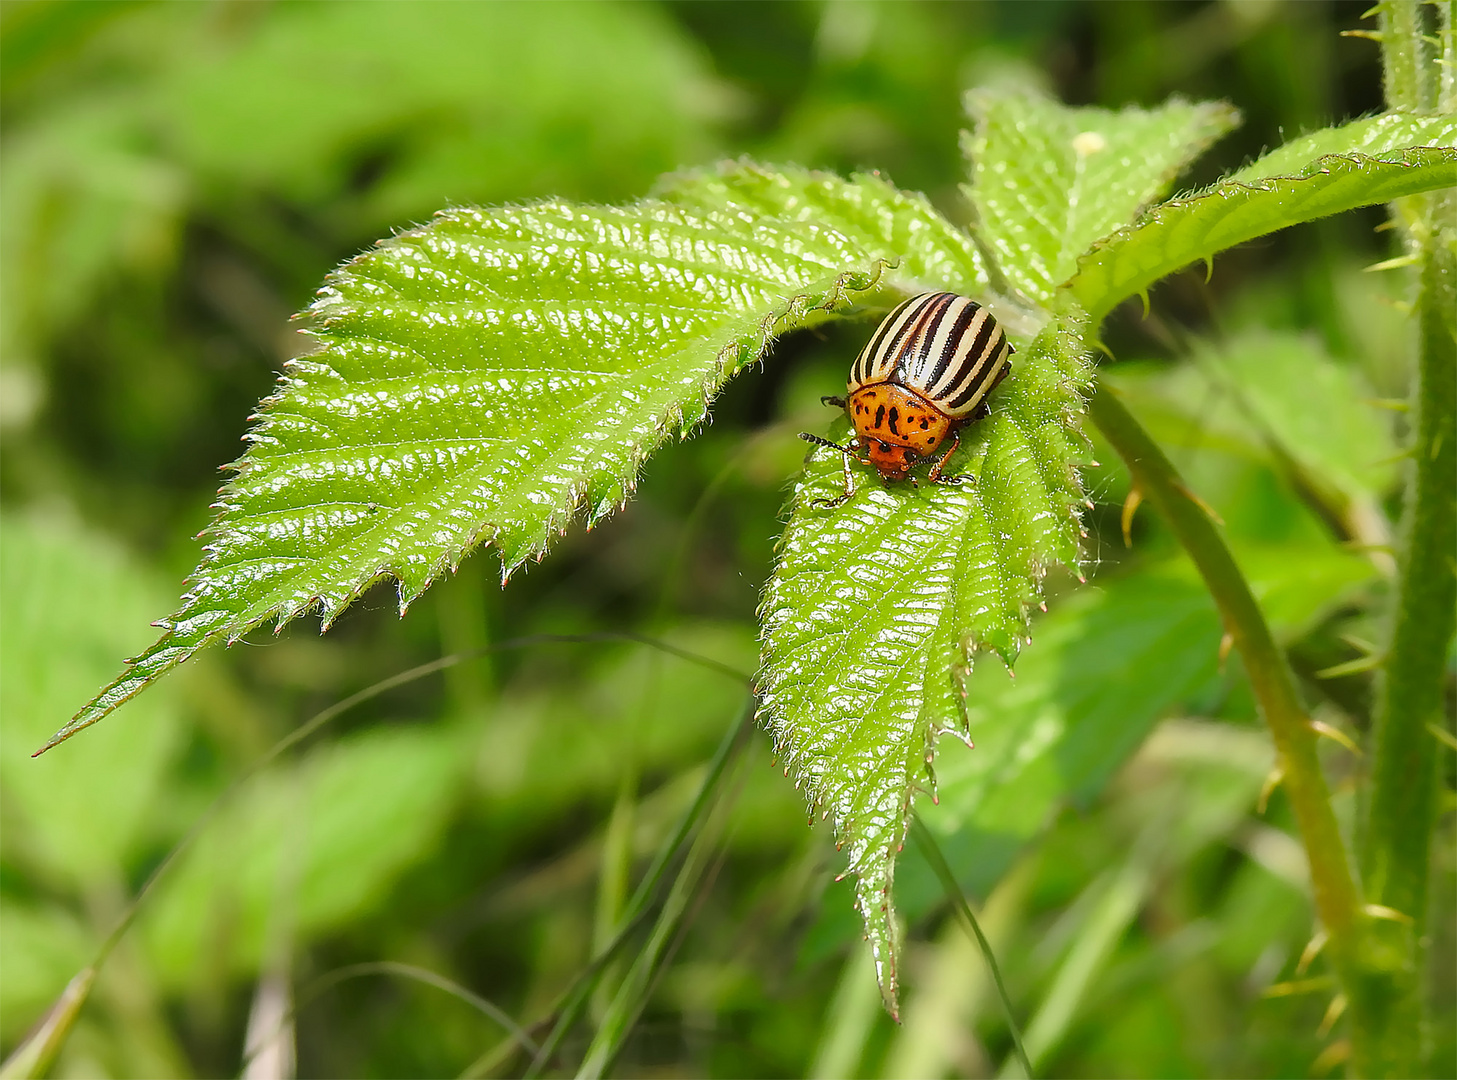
[865,439,919,481]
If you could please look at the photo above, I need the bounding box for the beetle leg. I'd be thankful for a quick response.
[801,436,862,509]
[821,395,847,409]
[927,434,967,485]
[812,447,860,508]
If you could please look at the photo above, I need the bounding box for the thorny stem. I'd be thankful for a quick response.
[1349,6,1455,1074]
[1088,386,1366,984]
[1350,191,1456,1080]
[1377,0,1433,113]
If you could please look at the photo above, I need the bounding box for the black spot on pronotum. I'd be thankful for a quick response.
[874,404,886,429]
[887,406,900,435]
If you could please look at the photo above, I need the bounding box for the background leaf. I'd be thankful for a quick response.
[139,723,469,986]
[960,89,1239,304]
[1107,332,1400,543]
[0,513,183,891]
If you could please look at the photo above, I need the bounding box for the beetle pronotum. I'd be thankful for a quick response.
[800,292,1013,509]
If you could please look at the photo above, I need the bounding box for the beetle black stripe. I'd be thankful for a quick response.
[860,294,944,385]
[944,343,1010,411]
[894,294,954,380]
[919,299,983,393]
[852,296,921,386]
[901,293,961,385]
[847,292,1012,418]
[934,311,1001,402]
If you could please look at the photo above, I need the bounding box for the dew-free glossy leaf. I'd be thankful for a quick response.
[52,198,896,750]
[961,89,1239,305]
[655,160,985,294]
[756,89,1240,1011]
[1070,115,1457,320]
[757,308,1093,1013]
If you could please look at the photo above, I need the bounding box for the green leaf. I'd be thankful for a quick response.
[53,195,898,750]
[1231,112,1455,183]
[909,567,1225,891]
[756,90,1239,1012]
[1070,114,1457,321]
[157,2,719,224]
[654,159,985,293]
[961,89,1239,304]
[0,513,183,888]
[1194,333,1398,509]
[757,306,1094,1013]
[140,724,467,986]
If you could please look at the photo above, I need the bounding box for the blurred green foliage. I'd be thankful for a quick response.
[1,2,1451,1078]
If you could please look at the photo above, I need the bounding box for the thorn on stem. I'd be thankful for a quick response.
[1296,929,1328,976]
[1257,766,1284,815]
[1309,720,1363,757]
[1317,994,1348,1038]
[1363,902,1413,925]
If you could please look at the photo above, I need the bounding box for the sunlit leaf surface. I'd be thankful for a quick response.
[753,88,1245,1009]
[757,310,1093,1012]
[53,199,897,749]
[655,160,985,293]
[1070,115,1457,319]
[961,89,1239,304]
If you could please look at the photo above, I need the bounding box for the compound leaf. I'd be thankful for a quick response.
[757,305,1093,1013]
[961,89,1239,305]
[50,196,900,751]
[756,91,1237,1012]
[1069,114,1457,321]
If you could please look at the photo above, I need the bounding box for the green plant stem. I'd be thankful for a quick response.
[1351,218,1457,1077]
[1088,386,1365,975]
[1378,0,1432,112]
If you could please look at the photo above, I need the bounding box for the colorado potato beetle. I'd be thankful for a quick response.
[800,292,1013,508]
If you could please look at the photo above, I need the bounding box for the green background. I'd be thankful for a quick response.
[2,2,1450,1077]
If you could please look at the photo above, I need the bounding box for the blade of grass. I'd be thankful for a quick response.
[807,945,881,1080]
[575,783,739,1079]
[519,700,755,1078]
[909,815,1032,1079]
[998,851,1153,1077]
[1,633,748,1080]
[0,968,97,1080]
[574,792,740,1078]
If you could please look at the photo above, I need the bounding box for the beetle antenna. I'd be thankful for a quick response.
[798,432,857,457]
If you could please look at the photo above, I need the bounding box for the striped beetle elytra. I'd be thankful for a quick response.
[800,292,1013,509]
